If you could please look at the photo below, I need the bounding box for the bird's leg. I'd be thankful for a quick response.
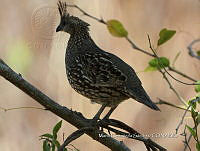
[92,103,107,122]
[98,106,118,132]
[102,106,117,120]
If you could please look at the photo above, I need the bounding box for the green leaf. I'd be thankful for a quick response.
[144,57,170,72]
[196,142,200,151]
[40,133,53,139]
[197,96,200,104]
[43,140,51,151]
[107,20,128,37]
[186,125,196,138]
[53,120,62,139]
[149,57,170,68]
[191,108,198,119]
[52,144,55,151]
[195,81,200,93]
[196,113,200,125]
[157,28,176,46]
[188,99,197,109]
[197,51,200,56]
[144,66,158,72]
[52,139,60,148]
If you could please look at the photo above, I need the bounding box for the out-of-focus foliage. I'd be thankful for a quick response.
[6,40,33,73]
[197,51,200,56]
[195,81,200,93]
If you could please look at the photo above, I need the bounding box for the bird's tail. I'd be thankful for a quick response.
[128,86,160,111]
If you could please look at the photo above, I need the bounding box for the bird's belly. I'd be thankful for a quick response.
[66,69,129,107]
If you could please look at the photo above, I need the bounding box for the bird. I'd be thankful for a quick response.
[56,1,160,121]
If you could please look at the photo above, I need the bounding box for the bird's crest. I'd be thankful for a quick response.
[57,1,68,17]
[56,1,90,33]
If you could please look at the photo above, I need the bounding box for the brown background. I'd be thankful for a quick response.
[0,0,200,150]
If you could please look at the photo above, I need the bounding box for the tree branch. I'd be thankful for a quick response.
[0,58,131,151]
[0,58,167,151]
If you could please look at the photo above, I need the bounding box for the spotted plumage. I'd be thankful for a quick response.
[56,1,160,114]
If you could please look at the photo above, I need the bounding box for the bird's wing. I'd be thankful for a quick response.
[103,51,142,86]
[103,52,160,111]
[76,51,128,87]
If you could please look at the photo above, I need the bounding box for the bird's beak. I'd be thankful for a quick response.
[56,25,62,32]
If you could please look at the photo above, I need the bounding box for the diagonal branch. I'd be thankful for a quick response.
[0,58,131,151]
[0,58,167,151]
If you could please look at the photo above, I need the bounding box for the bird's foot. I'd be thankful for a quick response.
[98,117,111,131]
[84,117,107,129]
[87,116,101,128]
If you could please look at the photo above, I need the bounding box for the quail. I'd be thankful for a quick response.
[56,1,160,121]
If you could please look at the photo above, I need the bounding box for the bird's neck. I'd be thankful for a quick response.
[71,29,90,39]
[67,30,95,50]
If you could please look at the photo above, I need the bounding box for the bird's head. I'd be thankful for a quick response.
[56,1,90,35]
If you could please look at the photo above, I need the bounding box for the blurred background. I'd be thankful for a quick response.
[0,0,200,150]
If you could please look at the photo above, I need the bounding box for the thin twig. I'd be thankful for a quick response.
[156,98,190,112]
[182,126,192,151]
[0,106,44,112]
[67,4,198,84]
[177,97,200,135]
[168,67,197,82]
[183,133,192,151]
[147,38,197,86]
[161,71,186,105]
[160,67,197,86]
[183,119,200,151]
[67,5,106,24]
[125,36,156,57]
[147,35,187,106]
[175,105,191,134]
[67,5,156,58]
